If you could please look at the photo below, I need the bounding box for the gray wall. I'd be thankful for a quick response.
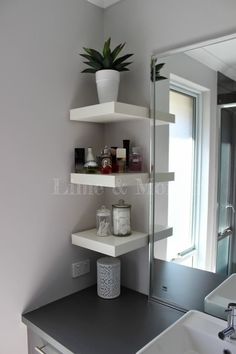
[104,0,236,294]
[0,1,104,353]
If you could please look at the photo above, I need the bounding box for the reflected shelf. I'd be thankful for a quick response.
[154,225,173,242]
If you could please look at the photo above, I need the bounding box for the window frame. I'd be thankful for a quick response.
[169,82,203,268]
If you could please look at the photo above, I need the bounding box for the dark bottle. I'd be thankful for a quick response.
[111,147,119,173]
[75,148,85,173]
[123,140,130,169]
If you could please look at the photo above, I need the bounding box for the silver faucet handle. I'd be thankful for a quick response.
[226,303,236,331]
[227,303,236,314]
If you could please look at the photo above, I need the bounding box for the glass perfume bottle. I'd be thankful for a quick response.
[100,146,112,174]
[84,147,98,174]
[130,147,142,172]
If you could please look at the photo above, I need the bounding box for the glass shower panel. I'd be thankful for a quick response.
[216,236,230,274]
[218,119,232,234]
[217,108,234,275]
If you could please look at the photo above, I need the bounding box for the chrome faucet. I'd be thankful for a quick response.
[218,303,236,340]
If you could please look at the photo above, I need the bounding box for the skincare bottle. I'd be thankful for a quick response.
[123,140,130,169]
[116,148,126,173]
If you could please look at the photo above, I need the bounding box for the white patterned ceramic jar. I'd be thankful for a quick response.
[97,257,121,299]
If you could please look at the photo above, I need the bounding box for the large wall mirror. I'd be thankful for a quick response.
[150,33,236,311]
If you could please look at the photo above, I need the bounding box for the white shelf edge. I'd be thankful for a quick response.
[154,225,173,242]
[70,102,150,123]
[72,229,149,257]
[155,172,175,183]
[70,172,174,187]
[70,102,175,125]
[70,172,149,187]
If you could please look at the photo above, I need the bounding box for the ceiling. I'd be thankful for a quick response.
[87,0,121,8]
[187,38,236,81]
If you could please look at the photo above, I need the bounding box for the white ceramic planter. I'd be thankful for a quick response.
[95,69,120,103]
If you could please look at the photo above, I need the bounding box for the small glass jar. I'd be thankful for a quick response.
[96,205,111,237]
[112,199,131,237]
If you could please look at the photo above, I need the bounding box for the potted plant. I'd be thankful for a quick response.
[80,38,133,103]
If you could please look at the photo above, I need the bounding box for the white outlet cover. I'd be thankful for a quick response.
[86,0,121,8]
[72,260,90,278]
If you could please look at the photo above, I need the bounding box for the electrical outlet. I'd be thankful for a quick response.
[72,259,90,278]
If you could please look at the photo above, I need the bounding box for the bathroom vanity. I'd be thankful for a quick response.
[22,286,183,354]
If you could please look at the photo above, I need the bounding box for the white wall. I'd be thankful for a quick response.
[0,1,104,353]
[104,0,236,294]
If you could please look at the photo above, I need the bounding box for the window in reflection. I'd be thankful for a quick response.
[168,88,198,267]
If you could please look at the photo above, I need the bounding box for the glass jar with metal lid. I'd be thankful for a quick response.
[96,205,111,237]
[112,199,131,236]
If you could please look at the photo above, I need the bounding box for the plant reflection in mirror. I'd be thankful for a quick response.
[151,58,167,82]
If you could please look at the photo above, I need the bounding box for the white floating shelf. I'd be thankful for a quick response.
[72,229,149,257]
[154,225,173,242]
[70,102,175,125]
[70,172,149,188]
[70,102,149,123]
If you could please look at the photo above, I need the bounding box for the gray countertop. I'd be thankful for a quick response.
[22,286,183,354]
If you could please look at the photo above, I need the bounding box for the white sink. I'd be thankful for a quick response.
[136,310,236,354]
[204,273,236,319]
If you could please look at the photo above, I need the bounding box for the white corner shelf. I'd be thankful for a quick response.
[70,172,149,188]
[70,102,175,125]
[70,102,149,123]
[154,225,173,242]
[70,172,174,187]
[72,229,149,257]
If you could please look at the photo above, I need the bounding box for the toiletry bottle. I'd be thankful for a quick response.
[111,147,119,173]
[100,146,112,174]
[75,148,85,173]
[116,148,126,173]
[130,147,142,172]
[123,140,130,170]
[84,147,98,174]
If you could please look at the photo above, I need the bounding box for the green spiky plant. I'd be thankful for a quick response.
[151,58,167,82]
[80,38,133,73]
